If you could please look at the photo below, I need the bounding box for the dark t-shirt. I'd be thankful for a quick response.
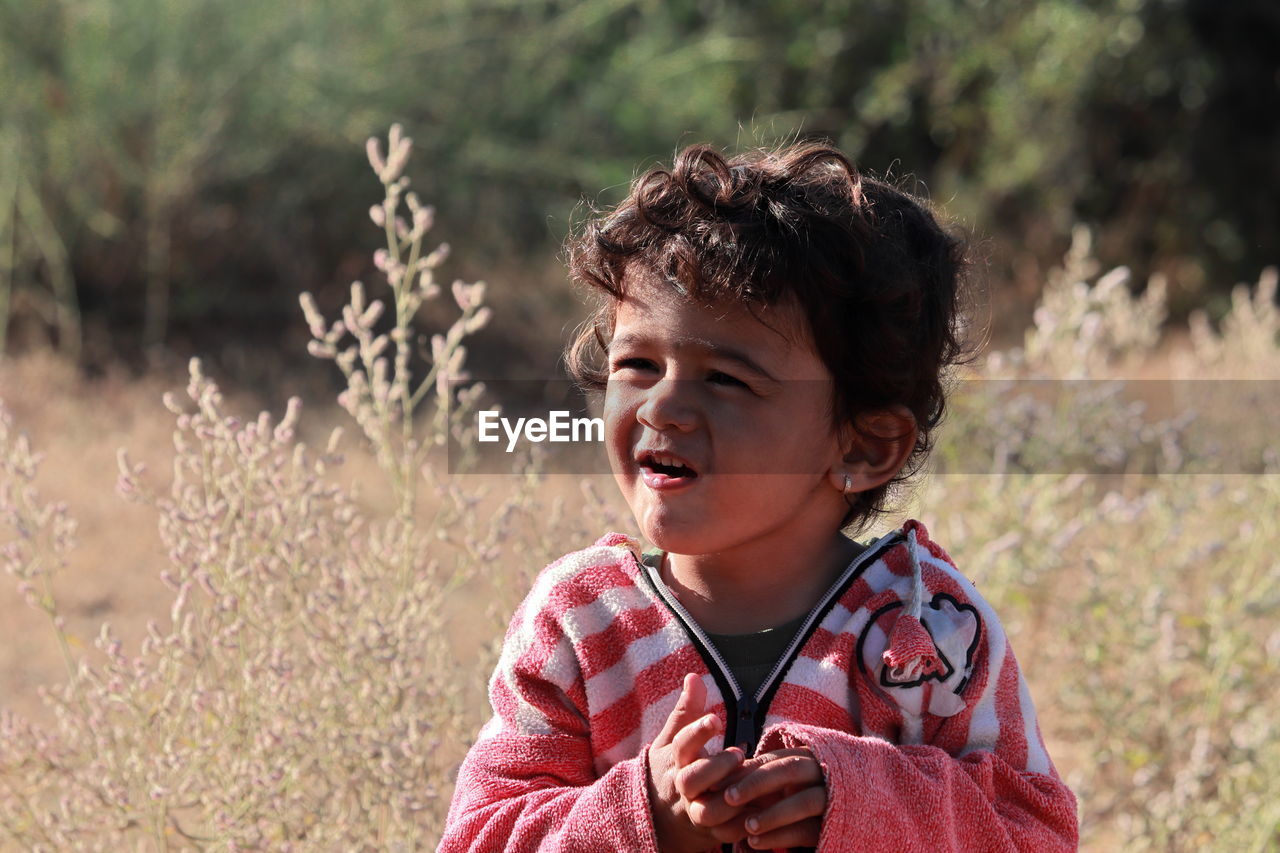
[705,611,810,700]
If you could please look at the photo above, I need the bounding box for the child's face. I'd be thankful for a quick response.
[603,270,852,558]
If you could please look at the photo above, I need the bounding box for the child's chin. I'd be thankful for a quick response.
[636,521,719,556]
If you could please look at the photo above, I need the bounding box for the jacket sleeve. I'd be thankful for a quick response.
[438,585,660,853]
[756,597,1078,852]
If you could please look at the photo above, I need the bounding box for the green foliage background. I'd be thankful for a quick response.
[1,0,1277,385]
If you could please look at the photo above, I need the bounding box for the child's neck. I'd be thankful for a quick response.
[660,531,865,635]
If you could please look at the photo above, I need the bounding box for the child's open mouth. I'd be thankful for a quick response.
[637,450,699,490]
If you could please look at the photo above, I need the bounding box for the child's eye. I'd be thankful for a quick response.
[708,371,747,388]
[610,357,656,373]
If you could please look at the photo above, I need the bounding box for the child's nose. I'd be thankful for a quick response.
[635,378,698,432]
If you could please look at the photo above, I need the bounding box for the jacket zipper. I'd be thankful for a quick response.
[636,529,903,758]
[640,570,753,748]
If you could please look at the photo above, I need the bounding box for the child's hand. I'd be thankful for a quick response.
[647,673,750,852]
[724,747,828,849]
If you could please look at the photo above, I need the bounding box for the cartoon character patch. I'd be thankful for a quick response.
[856,593,981,719]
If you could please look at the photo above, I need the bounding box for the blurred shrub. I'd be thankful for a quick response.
[925,230,1280,849]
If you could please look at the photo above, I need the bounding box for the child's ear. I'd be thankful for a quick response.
[831,406,918,493]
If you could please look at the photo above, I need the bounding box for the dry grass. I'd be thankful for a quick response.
[1,137,1276,850]
[0,348,604,729]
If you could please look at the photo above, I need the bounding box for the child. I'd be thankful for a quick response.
[439,143,1078,851]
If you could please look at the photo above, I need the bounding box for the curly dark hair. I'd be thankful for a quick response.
[563,141,978,532]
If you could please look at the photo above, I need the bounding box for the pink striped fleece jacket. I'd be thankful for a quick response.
[440,519,1078,852]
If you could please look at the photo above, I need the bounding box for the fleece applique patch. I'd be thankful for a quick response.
[856,593,981,719]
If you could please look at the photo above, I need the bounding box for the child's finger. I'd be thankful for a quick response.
[745,815,823,850]
[653,673,706,747]
[675,746,743,802]
[724,750,823,807]
[742,786,826,837]
[707,757,758,792]
[673,712,722,767]
[687,792,749,834]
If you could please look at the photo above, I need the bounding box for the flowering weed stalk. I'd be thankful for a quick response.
[0,126,613,850]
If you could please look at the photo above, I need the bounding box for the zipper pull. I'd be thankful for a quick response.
[734,694,758,756]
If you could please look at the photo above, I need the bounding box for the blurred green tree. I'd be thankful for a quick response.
[0,0,1274,378]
